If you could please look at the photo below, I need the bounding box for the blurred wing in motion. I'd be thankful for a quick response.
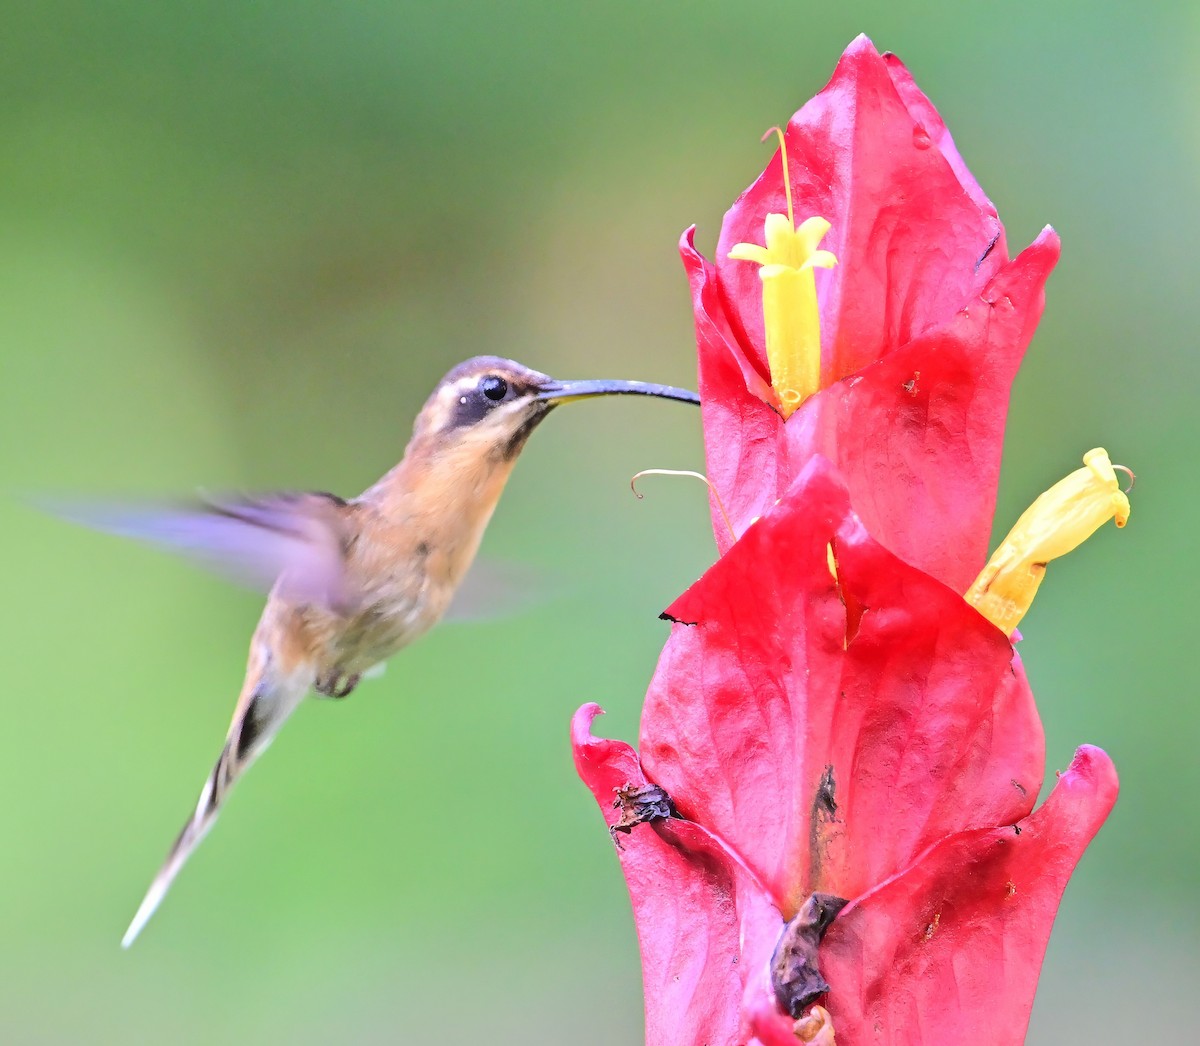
[443,558,552,623]
[41,492,353,608]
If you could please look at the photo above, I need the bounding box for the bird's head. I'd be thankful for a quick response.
[411,355,699,463]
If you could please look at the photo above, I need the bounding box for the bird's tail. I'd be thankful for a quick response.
[121,671,307,947]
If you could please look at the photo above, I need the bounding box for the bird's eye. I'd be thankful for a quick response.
[480,375,509,401]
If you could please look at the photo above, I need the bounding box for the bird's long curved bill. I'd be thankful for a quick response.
[536,379,700,406]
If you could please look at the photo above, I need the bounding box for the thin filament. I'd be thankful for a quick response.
[762,125,794,225]
[630,468,737,544]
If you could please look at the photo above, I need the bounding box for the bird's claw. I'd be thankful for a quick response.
[314,671,360,699]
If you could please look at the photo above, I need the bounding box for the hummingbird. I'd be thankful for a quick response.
[67,356,699,947]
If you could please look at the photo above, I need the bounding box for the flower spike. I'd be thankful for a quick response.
[965,448,1132,635]
[589,36,1123,1044]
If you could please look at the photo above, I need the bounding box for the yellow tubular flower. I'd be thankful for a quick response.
[965,448,1132,635]
[728,129,837,418]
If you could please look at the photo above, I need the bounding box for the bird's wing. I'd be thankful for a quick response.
[443,558,551,623]
[43,492,353,608]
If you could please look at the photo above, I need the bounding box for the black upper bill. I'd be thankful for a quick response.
[536,378,700,406]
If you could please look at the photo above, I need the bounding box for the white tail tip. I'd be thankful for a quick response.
[121,876,169,948]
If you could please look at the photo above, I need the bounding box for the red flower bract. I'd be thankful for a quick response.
[573,34,1117,1046]
[683,37,1059,593]
[642,461,1045,917]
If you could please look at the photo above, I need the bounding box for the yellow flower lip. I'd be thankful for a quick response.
[728,128,837,419]
[965,448,1132,635]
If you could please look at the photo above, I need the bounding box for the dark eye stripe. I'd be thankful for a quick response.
[445,375,518,430]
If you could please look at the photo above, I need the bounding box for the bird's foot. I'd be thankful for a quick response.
[314,671,360,699]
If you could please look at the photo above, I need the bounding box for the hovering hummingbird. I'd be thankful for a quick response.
[65,356,699,947]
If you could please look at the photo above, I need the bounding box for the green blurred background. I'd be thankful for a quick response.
[1,2,1192,1042]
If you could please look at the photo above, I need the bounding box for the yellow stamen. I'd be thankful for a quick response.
[728,127,837,418]
[764,125,796,228]
[965,448,1132,635]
